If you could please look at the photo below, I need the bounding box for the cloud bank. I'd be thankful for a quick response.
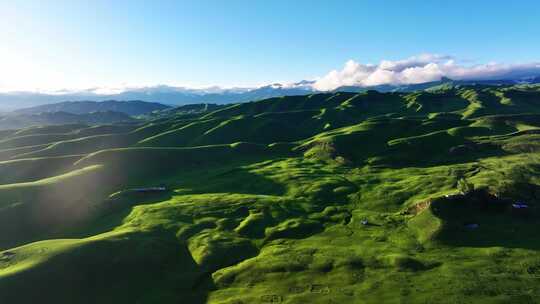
[313,54,540,91]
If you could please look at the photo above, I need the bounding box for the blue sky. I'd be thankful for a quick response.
[1,0,539,91]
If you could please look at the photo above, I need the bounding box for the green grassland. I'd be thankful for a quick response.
[1,86,540,303]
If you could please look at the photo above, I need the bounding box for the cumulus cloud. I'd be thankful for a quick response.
[313,54,540,91]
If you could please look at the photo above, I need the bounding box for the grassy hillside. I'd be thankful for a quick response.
[1,85,540,303]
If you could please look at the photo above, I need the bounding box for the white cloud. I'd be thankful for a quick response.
[313,54,540,91]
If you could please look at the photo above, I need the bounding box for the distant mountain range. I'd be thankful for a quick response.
[0,111,136,130]
[15,100,171,116]
[0,100,168,130]
[0,82,316,111]
[1,77,539,111]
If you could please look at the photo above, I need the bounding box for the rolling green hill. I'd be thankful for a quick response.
[1,85,540,303]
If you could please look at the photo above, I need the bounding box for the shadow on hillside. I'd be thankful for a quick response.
[74,167,286,239]
[0,233,215,304]
[0,191,176,251]
[430,190,540,250]
[70,190,175,239]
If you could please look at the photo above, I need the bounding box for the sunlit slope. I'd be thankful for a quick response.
[0,85,540,303]
[0,143,290,249]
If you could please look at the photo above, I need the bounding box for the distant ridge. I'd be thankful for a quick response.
[0,84,316,110]
[1,77,540,111]
[0,110,136,130]
[14,100,171,116]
